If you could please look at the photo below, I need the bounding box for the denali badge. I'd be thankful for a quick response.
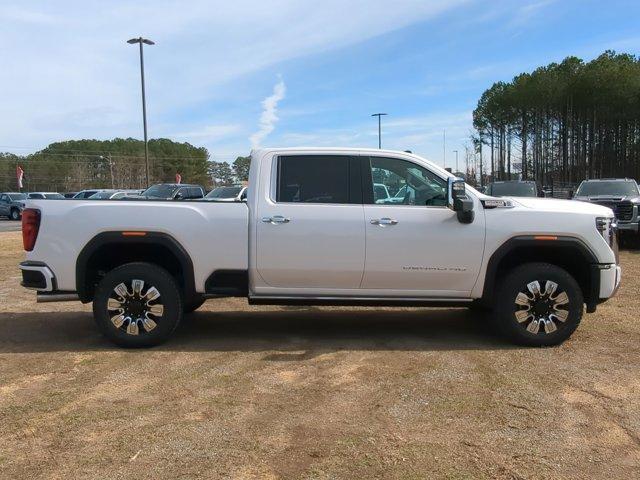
[482,199,515,208]
[402,266,467,272]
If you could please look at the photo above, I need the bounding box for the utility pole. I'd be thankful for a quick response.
[99,154,115,188]
[443,129,446,168]
[108,154,114,189]
[453,149,459,173]
[127,37,155,187]
[371,113,387,149]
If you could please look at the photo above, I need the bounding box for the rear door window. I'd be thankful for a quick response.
[276,155,360,204]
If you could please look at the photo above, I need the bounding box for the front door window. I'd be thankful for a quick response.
[369,156,447,207]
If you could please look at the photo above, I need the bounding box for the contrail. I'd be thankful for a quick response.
[250,78,286,148]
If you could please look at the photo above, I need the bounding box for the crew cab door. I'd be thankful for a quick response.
[361,156,485,296]
[256,154,365,289]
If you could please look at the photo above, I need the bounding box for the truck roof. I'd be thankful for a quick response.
[250,147,454,179]
[252,147,418,156]
[581,178,635,182]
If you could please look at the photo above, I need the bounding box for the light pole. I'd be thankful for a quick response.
[371,113,387,149]
[127,37,155,187]
[453,149,459,173]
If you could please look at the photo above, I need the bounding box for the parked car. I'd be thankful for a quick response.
[27,192,65,200]
[373,183,392,203]
[573,178,639,237]
[485,180,544,198]
[73,189,103,199]
[0,192,27,220]
[202,185,247,202]
[88,189,144,200]
[140,183,205,200]
[19,148,620,348]
[63,192,78,198]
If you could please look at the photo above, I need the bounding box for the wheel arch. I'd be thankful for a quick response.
[480,235,600,310]
[76,231,196,304]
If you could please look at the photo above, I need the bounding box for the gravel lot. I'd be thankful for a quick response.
[0,231,638,479]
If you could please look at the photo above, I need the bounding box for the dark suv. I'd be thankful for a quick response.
[573,179,639,236]
[140,183,205,200]
[485,180,544,198]
[0,192,27,220]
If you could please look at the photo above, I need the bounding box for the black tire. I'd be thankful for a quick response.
[184,296,206,314]
[92,262,183,348]
[10,208,21,221]
[493,262,583,347]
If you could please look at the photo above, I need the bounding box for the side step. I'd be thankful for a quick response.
[248,296,473,307]
[36,292,80,303]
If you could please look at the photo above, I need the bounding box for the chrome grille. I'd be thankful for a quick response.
[594,201,633,222]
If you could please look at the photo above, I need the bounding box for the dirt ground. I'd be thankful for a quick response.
[0,231,638,479]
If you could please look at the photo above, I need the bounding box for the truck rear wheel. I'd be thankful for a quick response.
[10,208,21,221]
[92,262,183,348]
[494,262,583,347]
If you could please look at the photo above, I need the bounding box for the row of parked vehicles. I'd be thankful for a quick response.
[477,178,640,240]
[0,183,248,220]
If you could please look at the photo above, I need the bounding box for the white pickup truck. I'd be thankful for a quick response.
[19,148,621,348]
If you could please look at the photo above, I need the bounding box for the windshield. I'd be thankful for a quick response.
[206,186,242,199]
[488,182,537,197]
[8,193,27,201]
[142,185,179,198]
[576,181,639,197]
[44,193,64,199]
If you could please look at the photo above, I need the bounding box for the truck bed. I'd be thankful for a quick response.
[25,199,249,292]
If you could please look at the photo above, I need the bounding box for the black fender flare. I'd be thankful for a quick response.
[76,231,196,303]
[480,235,600,306]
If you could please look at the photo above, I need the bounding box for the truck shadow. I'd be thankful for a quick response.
[0,308,516,354]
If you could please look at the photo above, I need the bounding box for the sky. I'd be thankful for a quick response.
[1,0,639,167]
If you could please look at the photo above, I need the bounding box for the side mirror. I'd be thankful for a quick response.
[447,177,474,224]
[174,192,184,200]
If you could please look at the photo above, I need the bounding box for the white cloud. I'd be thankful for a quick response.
[250,78,286,148]
[509,0,556,28]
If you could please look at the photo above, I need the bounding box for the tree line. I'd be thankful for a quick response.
[472,51,640,185]
[0,138,250,192]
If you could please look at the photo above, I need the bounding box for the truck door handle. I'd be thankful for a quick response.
[262,215,290,224]
[370,217,398,226]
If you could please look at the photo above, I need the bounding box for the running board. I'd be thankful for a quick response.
[248,296,473,307]
[36,292,80,303]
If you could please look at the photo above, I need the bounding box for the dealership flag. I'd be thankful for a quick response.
[175,173,182,184]
[16,166,24,189]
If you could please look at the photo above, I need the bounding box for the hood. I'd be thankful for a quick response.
[508,196,614,216]
[574,195,640,204]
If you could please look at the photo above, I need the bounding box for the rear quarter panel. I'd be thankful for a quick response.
[24,200,249,292]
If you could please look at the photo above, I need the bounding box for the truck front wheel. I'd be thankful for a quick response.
[494,262,583,347]
[92,262,183,348]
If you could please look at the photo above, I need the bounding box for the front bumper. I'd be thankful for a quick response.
[19,261,56,291]
[598,264,621,299]
[617,221,639,233]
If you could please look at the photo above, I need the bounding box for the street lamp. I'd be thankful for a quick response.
[127,37,155,187]
[371,113,387,149]
[453,149,459,173]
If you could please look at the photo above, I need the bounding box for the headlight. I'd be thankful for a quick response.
[596,216,618,262]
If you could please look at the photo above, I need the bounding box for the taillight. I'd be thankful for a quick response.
[22,208,41,251]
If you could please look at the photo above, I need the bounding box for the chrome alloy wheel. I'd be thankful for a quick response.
[107,279,164,335]
[514,280,570,335]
